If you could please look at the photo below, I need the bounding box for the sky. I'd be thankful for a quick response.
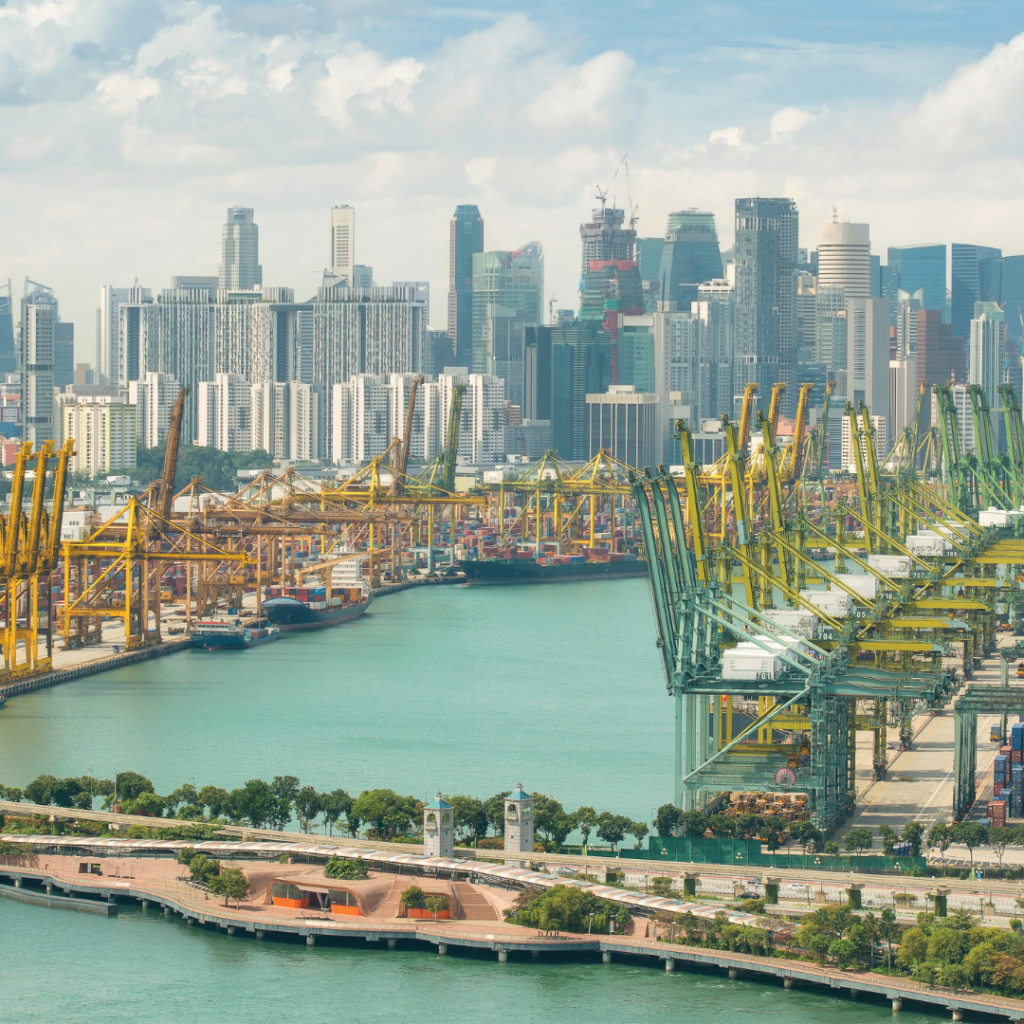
[1,0,1024,363]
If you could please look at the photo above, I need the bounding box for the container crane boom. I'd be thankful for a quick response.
[737,384,758,452]
[440,383,467,495]
[154,387,189,522]
[391,374,424,498]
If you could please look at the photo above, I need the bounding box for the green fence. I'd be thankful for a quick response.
[589,836,925,873]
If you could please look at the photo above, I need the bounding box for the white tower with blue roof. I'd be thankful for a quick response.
[423,793,454,857]
[503,784,534,863]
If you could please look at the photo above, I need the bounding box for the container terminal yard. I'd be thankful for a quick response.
[11,379,1024,1015]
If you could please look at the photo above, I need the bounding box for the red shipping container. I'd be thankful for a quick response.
[1013,751,1023,765]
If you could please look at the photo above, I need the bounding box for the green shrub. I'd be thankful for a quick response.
[325,856,369,880]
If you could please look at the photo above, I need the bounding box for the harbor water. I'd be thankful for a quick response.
[1,579,934,1022]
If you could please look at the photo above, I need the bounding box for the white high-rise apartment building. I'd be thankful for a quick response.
[197,373,252,452]
[251,382,288,459]
[20,291,56,444]
[349,374,390,462]
[98,285,152,385]
[889,356,918,446]
[330,206,355,284]
[388,373,442,460]
[841,412,887,473]
[128,372,181,448]
[970,304,1003,440]
[219,207,262,291]
[289,383,322,462]
[931,384,975,454]
[468,372,506,463]
[59,396,137,476]
[845,297,890,432]
[817,222,872,298]
[437,370,472,461]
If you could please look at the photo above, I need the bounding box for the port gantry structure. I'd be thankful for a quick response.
[632,383,1024,832]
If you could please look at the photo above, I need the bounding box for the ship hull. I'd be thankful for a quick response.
[194,630,281,651]
[262,595,372,631]
[457,558,647,585]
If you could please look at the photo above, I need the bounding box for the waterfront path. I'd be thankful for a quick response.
[2,856,1023,1021]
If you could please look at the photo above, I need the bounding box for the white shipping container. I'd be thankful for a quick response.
[800,588,853,617]
[906,534,946,556]
[831,572,878,600]
[60,525,87,542]
[722,642,783,681]
[867,554,913,577]
[763,610,819,639]
[980,509,1012,527]
[96,505,130,525]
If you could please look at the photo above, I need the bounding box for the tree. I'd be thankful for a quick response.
[628,821,649,848]
[232,779,277,829]
[187,855,219,886]
[829,938,856,968]
[24,774,57,805]
[928,822,954,864]
[596,812,632,850]
[198,786,232,819]
[400,885,425,911]
[325,857,369,880]
[448,796,488,843]
[654,804,681,837]
[293,786,322,833]
[49,778,90,810]
[351,789,421,842]
[952,821,988,868]
[166,784,201,818]
[735,813,761,839]
[572,806,599,847]
[423,895,448,922]
[532,794,573,848]
[1,786,23,802]
[880,907,898,972]
[844,827,874,856]
[824,841,839,864]
[269,775,300,830]
[790,820,823,853]
[482,792,512,837]
[0,839,29,858]
[125,792,165,817]
[207,867,250,907]
[708,814,737,838]
[901,821,926,858]
[113,772,155,803]
[678,810,710,838]
[320,789,351,837]
[988,826,1015,868]
[808,933,832,963]
[758,815,786,852]
[878,823,900,858]
[176,846,197,866]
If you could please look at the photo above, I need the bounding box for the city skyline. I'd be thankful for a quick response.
[0,4,1023,351]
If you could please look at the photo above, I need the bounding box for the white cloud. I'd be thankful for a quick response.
[315,48,423,129]
[2,6,1024,363]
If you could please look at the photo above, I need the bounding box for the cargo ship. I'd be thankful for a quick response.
[262,557,372,632]
[458,552,647,584]
[191,619,281,650]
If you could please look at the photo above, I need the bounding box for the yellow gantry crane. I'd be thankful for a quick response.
[2,439,75,677]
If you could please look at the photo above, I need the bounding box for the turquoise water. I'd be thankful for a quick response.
[0,899,937,1024]
[0,581,940,1021]
[0,580,671,818]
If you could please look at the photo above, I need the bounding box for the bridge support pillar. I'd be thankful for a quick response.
[783,977,793,989]
[847,883,864,910]
[891,997,902,1013]
[603,951,612,964]
[498,950,508,963]
[163,907,170,916]
[140,900,149,910]
[227,927,236,936]
[387,939,397,950]
[683,872,699,898]
[45,884,53,895]
[13,878,21,888]
[664,958,675,972]
[531,950,540,959]
[935,887,951,918]
[951,1010,963,1022]
[437,944,447,956]
[256,930,265,940]
[728,967,738,980]
[849,989,859,1000]
[306,934,316,946]
[187,918,194,926]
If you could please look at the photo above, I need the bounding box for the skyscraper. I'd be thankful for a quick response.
[447,204,484,368]
[580,203,635,271]
[887,244,946,314]
[846,298,891,431]
[917,309,964,389]
[657,211,723,312]
[817,222,872,298]
[330,205,355,284]
[733,198,799,407]
[470,243,544,406]
[20,281,58,444]
[219,207,262,291]
[0,281,15,377]
[951,243,1001,343]
[969,304,1003,432]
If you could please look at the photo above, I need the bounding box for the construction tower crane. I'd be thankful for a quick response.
[152,387,189,523]
[390,375,424,498]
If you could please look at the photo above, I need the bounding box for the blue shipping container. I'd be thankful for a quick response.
[1013,722,1024,751]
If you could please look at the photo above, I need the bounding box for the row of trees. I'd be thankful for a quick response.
[2,775,650,850]
[655,805,828,852]
[891,908,1024,994]
[504,885,633,933]
[176,847,251,907]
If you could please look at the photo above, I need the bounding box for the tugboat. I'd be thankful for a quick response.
[191,618,282,651]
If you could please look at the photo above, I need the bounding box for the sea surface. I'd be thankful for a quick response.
[0,579,936,1022]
